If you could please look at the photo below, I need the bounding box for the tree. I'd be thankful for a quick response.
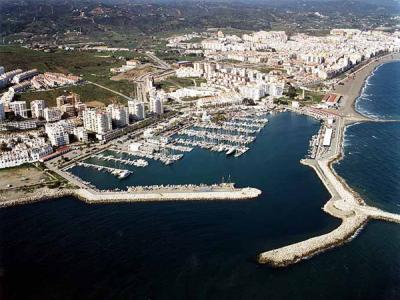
[288,86,297,99]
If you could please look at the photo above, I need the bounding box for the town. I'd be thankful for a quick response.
[0,29,400,173]
[1,0,400,297]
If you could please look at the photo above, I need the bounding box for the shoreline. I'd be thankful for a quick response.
[258,55,400,267]
[334,52,400,122]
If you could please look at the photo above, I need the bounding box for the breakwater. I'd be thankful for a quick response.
[0,183,261,208]
[258,116,400,267]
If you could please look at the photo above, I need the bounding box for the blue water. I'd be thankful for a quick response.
[0,62,400,299]
[355,61,400,120]
[336,61,400,213]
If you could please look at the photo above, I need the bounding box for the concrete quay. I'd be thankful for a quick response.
[75,186,261,203]
[0,184,262,208]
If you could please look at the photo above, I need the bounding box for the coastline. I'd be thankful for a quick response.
[258,53,400,267]
[0,53,399,268]
[334,52,400,121]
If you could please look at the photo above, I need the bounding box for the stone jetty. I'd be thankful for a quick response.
[257,116,400,267]
[0,183,261,208]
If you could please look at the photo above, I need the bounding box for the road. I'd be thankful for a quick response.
[87,81,134,101]
[145,51,172,70]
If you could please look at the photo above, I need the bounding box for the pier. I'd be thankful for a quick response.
[258,115,400,267]
[93,153,148,167]
[76,162,132,179]
[0,183,262,207]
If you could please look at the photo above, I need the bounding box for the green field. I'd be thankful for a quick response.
[15,84,126,107]
[0,46,136,105]
[158,76,206,91]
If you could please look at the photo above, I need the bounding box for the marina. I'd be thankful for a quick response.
[114,149,183,166]
[92,153,148,167]
[75,162,133,179]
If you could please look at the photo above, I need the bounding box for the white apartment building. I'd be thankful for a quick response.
[107,104,129,128]
[30,100,46,119]
[0,135,53,169]
[73,127,88,143]
[0,69,22,89]
[9,101,28,118]
[128,101,145,120]
[45,123,70,147]
[12,69,38,84]
[83,108,112,134]
[43,107,62,122]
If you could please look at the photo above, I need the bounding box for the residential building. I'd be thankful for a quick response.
[45,123,70,147]
[107,104,129,128]
[43,107,62,122]
[128,101,145,120]
[30,100,47,119]
[82,108,112,134]
[9,101,28,118]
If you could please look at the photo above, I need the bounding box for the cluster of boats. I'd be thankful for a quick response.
[93,153,148,167]
[115,149,183,166]
[181,129,255,145]
[76,162,132,179]
[173,115,269,158]
[307,126,324,159]
[174,138,249,157]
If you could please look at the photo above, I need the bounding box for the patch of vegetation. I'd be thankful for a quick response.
[0,46,136,105]
[15,84,126,107]
[158,76,202,91]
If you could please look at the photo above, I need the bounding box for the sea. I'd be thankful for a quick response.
[0,61,399,300]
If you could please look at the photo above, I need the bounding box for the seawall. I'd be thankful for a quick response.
[0,184,262,208]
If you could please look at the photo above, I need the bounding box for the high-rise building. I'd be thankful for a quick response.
[107,104,129,128]
[30,100,47,119]
[45,123,70,147]
[128,100,145,120]
[82,108,112,134]
[9,101,28,118]
[150,97,164,115]
[73,127,88,143]
[149,89,165,115]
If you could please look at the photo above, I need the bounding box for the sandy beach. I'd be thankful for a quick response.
[334,52,400,121]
